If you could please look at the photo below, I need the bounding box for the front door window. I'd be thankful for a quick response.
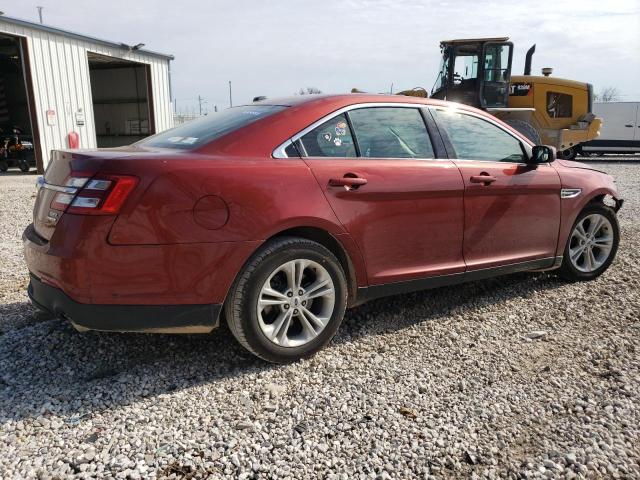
[433,109,526,162]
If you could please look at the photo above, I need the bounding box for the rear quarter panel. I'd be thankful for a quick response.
[107,156,347,244]
[104,155,368,296]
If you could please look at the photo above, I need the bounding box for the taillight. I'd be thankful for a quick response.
[50,174,138,215]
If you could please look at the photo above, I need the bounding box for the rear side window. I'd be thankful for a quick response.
[138,105,286,149]
[547,92,573,118]
[348,107,434,158]
[298,114,357,157]
[433,109,525,162]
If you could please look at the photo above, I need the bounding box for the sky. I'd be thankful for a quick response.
[6,0,640,113]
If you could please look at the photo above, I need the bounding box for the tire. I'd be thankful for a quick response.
[557,203,619,281]
[0,160,8,172]
[18,159,30,173]
[504,119,541,144]
[224,236,348,363]
[558,147,577,160]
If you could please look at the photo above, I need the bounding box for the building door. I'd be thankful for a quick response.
[87,52,155,148]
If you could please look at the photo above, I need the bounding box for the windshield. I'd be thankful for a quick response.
[431,51,450,94]
[138,105,286,149]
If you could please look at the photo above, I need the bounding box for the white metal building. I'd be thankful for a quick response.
[0,14,174,172]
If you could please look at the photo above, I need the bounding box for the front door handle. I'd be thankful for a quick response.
[328,176,368,189]
[625,124,633,128]
[470,174,497,185]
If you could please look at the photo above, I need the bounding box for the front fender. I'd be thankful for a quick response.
[555,168,622,257]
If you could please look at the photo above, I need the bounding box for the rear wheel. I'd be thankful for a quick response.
[557,204,619,281]
[504,119,541,145]
[0,160,8,172]
[225,237,348,363]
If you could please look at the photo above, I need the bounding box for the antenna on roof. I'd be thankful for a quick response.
[37,6,44,24]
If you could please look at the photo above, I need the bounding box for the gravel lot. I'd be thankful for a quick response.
[1,159,639,479]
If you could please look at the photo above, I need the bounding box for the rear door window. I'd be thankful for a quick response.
[348,107,434,158]
[433,109,526,162]
[298,114,357,157]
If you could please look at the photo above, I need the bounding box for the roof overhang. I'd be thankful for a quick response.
[0,15,174,61]
[440,37,510,47]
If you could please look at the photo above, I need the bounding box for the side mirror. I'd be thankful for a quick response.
[530,145,556,164]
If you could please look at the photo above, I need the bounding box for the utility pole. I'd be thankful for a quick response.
[197,95,207,116]
[228,81,233,107]
[390,82,394,94]
[37,6,44,24]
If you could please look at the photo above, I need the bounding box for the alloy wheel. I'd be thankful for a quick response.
[256,259,336,347]
[568,214,614,273]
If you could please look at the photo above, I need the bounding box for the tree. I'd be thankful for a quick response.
[297,87,322,95]
[594,87,621,102]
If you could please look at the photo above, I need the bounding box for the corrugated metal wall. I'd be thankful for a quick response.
[0,19,173,169]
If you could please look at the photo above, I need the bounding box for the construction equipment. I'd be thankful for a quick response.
[428,37,601,159]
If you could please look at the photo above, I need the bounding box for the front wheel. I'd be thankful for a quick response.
[225,237,348,363]
[557,204,619,281]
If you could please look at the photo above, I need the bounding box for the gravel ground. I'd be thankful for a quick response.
[1,160,639,479]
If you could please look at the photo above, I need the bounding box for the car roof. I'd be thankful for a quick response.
[248,93,476,112]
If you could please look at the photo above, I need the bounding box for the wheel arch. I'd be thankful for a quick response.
[267,226,362,307]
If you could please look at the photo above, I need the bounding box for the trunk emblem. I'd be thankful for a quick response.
[47,210,61,223]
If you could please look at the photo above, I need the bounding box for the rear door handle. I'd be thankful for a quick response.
[625,124,633,127]
[328,176,368,188]
[470,174,497,184]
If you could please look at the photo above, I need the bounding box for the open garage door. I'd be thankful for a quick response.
[87,52,155,148]
[0,33,38,173]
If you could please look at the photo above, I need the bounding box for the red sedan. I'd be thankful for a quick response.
[24,95,622,362]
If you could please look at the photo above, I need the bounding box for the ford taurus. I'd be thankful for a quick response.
[24,95,623,362]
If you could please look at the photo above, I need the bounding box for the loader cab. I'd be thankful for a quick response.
[431,38,513,109]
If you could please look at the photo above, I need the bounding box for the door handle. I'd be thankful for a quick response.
[470,174,497,185]
[625,124,633,128]
[328,176,368,188]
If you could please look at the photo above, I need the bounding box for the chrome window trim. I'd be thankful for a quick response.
[428,106,538,165]
[272,102,439,159]
[273,139,294,159]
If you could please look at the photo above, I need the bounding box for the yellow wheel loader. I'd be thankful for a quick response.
[428,37,601,159]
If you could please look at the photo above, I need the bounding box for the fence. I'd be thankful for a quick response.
[172,113,201,126]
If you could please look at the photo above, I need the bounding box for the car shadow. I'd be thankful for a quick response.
[0,271,566,424]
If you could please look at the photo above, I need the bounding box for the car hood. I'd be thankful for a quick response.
[556,159,607,174]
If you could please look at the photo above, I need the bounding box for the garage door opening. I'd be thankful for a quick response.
[88,52,155,148]
[0,33,37,172]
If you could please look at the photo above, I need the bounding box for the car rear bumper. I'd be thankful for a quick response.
[23,219,261,306]
[28,274,221,333]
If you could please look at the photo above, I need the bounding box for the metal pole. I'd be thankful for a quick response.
[229,81,233,107]
[37,6,44,23]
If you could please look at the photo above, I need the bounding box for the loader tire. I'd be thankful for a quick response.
[504,119,541,145]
